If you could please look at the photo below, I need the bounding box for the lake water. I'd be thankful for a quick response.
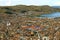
[40,12,60,18]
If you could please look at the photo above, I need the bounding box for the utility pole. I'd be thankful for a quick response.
[6,21,11,40]
[37,31,41,40]
[30,38,33,40]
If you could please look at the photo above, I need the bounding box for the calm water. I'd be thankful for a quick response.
[40,12,60,18]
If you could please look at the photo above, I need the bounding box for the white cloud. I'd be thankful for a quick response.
[0,0,21,6]
[6,0,11,6]
[54,1,60,6]
[0,0,11,6]
[0,0,60,6]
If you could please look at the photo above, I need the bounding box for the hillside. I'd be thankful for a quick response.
[0,5,60,15]
[0,5,60,40]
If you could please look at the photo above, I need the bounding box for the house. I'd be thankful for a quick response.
[6,22,11,26]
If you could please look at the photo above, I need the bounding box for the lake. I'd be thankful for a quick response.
[40,12,60,18]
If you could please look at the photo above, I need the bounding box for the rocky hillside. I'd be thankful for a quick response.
[0,5,60,14]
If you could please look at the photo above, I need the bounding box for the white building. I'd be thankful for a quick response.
[7,22,11,26]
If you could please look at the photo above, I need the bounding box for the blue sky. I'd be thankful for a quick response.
[0,0,60,6]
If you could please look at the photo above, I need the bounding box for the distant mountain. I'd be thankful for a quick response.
[52,6,60,8]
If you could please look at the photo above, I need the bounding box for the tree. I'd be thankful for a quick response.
[5,11,13,14]
[20,10,27,13]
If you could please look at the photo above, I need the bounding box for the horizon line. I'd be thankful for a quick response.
[0,4,60,6]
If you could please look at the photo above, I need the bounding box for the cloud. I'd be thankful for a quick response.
[0,0,60,6]
[6,0,11,6]
[54,1,60,6]
[0,0,11,6]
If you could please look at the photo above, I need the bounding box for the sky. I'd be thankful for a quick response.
[0,0,60,6]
